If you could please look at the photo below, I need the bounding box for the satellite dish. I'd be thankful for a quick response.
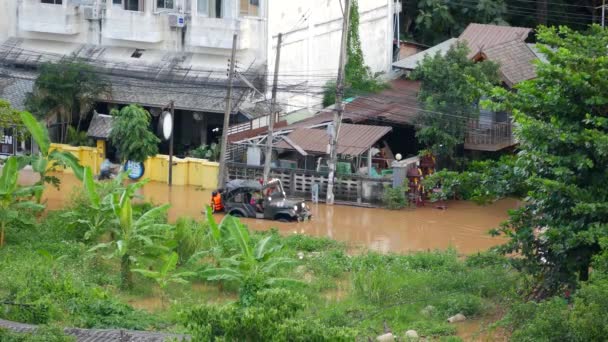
[150,108,161,117]
[193,112,203,121]
[160,111,173,141]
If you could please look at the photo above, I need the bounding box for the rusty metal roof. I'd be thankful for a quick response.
[459,23,531,58]
[483,40,538,88]
[274,123,392,156]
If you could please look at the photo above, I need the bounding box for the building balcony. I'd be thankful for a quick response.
[464,120,516,152]
[103,10,164,43]
[18,2,81,35]
[187,17,253,50]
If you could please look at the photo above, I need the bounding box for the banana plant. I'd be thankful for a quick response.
[88,180,172,289]
[19,111,84,203]
[0,157,45,247]
[133,252,195,307]
[200,215,299,301]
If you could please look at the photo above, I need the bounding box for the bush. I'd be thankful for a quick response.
[174,218,206,265]
[436,294,484,317]
[185,288,356,341]
[382,185,408,210]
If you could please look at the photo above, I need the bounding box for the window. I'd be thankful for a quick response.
[198,0,237,18]
[240,0,259,16]
[41,0,62,4]
[113,0,144,11]
[157,0,174,9]
[131,49,145,58]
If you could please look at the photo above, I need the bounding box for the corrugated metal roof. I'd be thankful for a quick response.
[392,38,458,70]
[275,123,392,156]
[459,23,531,58]
[86,113,114,140]
[483,40,538,88]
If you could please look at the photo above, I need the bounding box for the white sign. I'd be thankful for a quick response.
[0,135,13,145]
[161,111,173,141]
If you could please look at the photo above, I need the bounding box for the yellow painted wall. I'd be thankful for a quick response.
[49,143,219,189]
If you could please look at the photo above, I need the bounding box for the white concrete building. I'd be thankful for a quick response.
[0,0,395,147]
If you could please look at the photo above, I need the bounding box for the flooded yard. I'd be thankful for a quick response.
[20,170,516,255]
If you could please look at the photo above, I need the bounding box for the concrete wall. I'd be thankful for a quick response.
[50,143,219,189]
[267,0,394,113]
[0,0,16,42]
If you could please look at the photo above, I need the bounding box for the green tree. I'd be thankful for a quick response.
[25,59,110,143]
[487,25,608,298]
[109,105,160,163]
[89,180,172,289]
[0,100,28,142]
[411,42,500,163]
[322,0,386,107]
[19,111,84,203]
[0,157,45,247]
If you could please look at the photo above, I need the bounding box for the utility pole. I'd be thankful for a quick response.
[218,34,238,188]
[263,33,283,183]
[326,0,351,205]
[168,100,175,186]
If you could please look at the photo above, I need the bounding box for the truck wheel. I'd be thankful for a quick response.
[230,211,244,218]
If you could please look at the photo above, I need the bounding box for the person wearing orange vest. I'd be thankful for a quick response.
[211,191,224,213]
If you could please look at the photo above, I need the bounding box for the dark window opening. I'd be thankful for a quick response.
[131,49,145,58]
[41,0,62,4]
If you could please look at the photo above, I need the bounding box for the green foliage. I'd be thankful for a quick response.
[382,185,408,210]
[188,143,220,161]
[423,155,526,204]
[413,0,507,45]
[173,217,207,265]
[66,126,93,147]
[411,42,500,162]
[0,157,45,247]
[88,179,172,289]
[18,111,84,203]
[485,25,608,296]
[0,100,28,140]
[185,288,357,341]
[133,252,195,306]
[322,0,386,107]
[199,215,299,305]
[109,105,160,163]
[0,326,74,342]
[25,59,110,143]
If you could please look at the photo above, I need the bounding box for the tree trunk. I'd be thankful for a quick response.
[579,260,591,282]
[121,254,133,289]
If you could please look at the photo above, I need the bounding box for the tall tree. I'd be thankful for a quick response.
[488,25,608,298]
[25,59,111,143]
[109,105,160,163]
[411,42,500,162]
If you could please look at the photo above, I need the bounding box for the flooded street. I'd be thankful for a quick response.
[20,170,515,255]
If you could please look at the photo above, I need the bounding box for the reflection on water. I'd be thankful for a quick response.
[19,171,516,255]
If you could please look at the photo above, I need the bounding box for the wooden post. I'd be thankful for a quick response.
[168,100,175,186]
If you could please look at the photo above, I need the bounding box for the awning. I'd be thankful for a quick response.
[274,123,392,156]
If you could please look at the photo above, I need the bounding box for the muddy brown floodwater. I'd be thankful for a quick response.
[19,170,517,255]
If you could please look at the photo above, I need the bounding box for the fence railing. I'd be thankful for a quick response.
[226,162,392,205]
[465,120,515,150]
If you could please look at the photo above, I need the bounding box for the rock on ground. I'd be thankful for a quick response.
[404,330,419,340]
[447,313,467,323]
[376,333,395,341]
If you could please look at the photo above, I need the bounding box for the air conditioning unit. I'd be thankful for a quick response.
[169,14,186,28]
[83,6,101,20]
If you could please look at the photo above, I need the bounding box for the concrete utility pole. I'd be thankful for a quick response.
[326,0,351,205]
[595,1,606,28]
[263,33,283,183]
[218,34,238,188]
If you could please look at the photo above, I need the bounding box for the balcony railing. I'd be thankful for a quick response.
[464,120,516,151]
[103,10,164,43]
[18,2,81,35]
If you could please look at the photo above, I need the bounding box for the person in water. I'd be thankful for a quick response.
[211,190,224,213]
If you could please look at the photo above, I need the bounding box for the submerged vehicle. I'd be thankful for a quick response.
[222,179,311,222]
